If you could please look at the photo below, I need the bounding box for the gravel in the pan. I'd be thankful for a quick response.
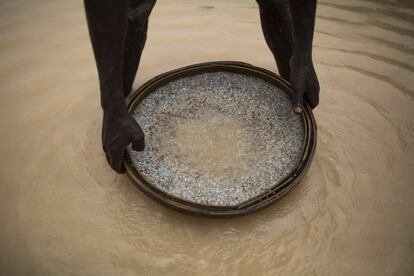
[127,71,304,206]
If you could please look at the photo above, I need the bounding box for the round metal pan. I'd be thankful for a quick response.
[123,61,317,217]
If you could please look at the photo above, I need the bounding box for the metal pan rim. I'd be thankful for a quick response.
[123,61,317,218]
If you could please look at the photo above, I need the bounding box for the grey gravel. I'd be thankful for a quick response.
[127,72,304,206]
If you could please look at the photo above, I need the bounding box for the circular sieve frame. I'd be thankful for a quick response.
[123,61,317,217]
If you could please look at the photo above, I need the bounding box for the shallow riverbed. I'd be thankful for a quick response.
[0,0,413,275]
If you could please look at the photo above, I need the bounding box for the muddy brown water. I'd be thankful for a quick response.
[1,0,413,275]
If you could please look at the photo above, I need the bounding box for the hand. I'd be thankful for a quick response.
[289,56,320,113]
[102,109,145,173]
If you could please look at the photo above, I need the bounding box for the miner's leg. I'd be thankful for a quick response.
[123,0,157,97]
[288,0,319,111]
[84,0,145,173]
[257,0,294,80]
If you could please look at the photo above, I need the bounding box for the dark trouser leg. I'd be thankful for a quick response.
[123,0,156,97]
[84,0,145,173]
[288,0,319,110]
[257,0,293,80]
[84,0,128,110]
